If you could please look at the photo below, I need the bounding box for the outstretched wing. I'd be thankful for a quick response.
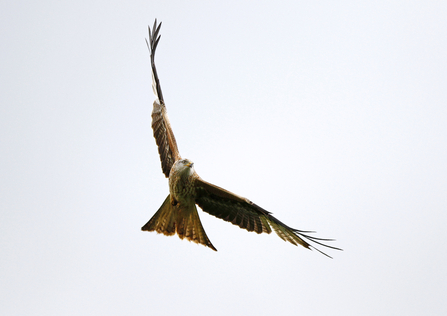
[194,178,341,258]
[147,19,181,177]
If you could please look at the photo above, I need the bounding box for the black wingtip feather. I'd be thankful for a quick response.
[147,19,164,103]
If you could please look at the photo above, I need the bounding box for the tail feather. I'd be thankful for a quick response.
[142,195,217,251]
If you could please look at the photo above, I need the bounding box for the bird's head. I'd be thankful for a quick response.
[172,158,195,178]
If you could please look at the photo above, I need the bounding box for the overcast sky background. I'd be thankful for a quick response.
[1,1,446,315]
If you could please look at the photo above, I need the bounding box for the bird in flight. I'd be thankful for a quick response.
[141,19,341,257]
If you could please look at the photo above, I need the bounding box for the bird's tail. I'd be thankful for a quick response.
[142,195,217,251]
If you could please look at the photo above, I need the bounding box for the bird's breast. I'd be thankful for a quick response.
[169,174,197,206]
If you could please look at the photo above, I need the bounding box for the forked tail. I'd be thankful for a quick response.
[142,195,217,251]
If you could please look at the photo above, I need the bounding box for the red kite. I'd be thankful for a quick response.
[142,20,341,257]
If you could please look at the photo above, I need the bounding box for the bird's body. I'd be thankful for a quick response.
[169,159,198,208]
[141,20,341,257]
[144,159,217,250]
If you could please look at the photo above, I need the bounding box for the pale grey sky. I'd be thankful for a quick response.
[1,1,446,315]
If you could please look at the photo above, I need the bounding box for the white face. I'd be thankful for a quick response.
[174,158,195,177]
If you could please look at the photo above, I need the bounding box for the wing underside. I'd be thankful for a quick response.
[147,20,181,177]
[194,178,341,258]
